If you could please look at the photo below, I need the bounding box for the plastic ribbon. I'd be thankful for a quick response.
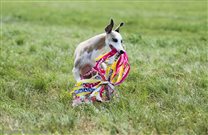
[70,49,130,106]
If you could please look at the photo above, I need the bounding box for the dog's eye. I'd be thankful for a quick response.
[121,40,123,43]
[112,38,118,42]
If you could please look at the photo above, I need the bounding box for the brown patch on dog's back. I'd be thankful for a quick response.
[83,36,106,54]
[96,36,105,50]
[86,46,94,53]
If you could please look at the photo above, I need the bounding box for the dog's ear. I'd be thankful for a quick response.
[115,22,124,33]
[105,19,114,34]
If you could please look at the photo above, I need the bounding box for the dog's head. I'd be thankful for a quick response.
[105,19,125,53]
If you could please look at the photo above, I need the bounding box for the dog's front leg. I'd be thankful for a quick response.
[101,63,107,70]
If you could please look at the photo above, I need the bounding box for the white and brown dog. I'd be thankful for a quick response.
[72,19,125,81]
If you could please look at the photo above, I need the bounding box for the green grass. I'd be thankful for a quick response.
[1,1,208,134]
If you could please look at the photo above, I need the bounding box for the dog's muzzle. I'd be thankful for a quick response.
[109,44,125,54]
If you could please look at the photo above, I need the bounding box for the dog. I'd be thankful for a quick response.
[72,19,125,81]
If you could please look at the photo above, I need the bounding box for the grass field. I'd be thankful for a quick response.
[1,0,208,134]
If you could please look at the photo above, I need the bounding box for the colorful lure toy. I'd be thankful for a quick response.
[70,49,130,106]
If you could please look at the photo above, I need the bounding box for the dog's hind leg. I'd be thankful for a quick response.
[72,67,81,81]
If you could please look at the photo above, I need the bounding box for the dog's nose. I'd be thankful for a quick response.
[119,50,125,54]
